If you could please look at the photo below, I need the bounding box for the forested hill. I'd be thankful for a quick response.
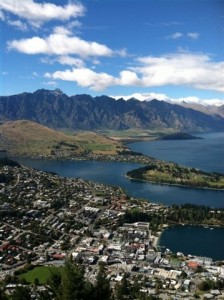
[0,89,224,132]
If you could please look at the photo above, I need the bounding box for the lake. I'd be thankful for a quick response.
[128,132,224,174]
[159,225,224,261]
[14,132,224,208]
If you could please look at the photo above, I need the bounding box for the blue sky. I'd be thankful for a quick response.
[1,0,224,105]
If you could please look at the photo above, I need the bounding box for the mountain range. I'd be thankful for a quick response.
[0,89,223,132]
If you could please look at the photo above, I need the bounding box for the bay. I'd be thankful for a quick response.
[12,132,224,208]
[14,159,224,208]
[159,225,224,261]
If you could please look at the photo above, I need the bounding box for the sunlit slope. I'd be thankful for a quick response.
[0,120,124,157]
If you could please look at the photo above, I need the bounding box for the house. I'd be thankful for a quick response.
[187,261,200,269]
[52,253,66,260]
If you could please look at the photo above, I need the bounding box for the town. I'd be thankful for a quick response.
[0,158,224,299]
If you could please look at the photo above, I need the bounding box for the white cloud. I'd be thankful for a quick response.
[67,20,82,29]
[53,26,72,36]
[44,51,224,94]
[43,81,57,86]
[0,0,85,27]
[7,19,27,31]
[146,21,183,27]
[166,32,183,39]
[112,93,223,106]
[40,57,54,65]
[92,59,100,65]
[35,49,224,92]
[112,92,169,101]
[187,32,200,39]
[116,48,128,57]
[45,68,116,91]
[0,10,5,20]
[32,71,39,77]
[166,32,200,40]
[8,31,114,57]
[119,70,141,86]
[57,56,85,68]
[170,96,224,106]
[8,36,48,54]
[134,52,224,93]
[40,55,85,68]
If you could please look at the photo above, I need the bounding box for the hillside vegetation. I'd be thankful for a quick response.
[127,161,224,190]
[0,120,124,157]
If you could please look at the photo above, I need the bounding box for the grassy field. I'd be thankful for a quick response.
[72,131,124,154]
[19,265,61,284]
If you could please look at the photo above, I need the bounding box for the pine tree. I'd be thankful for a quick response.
[48,268,62,297]
[56,259,94,300]
[94,263,111,300]
[59,261,85,300]
[114,274,129,300]
[11,286,31,300]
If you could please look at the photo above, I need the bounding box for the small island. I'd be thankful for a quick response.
[127,161,224,190]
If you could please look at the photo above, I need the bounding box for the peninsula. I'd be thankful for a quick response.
[159,132,202,140]
[127,161,224,190]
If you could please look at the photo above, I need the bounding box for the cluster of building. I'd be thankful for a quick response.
[0,161,224,299]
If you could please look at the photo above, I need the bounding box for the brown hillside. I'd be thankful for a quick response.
[0,120,123,157]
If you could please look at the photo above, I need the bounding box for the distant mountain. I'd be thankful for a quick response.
[178,102,224,118]
[0,89,223,132]
[217,105,224,118]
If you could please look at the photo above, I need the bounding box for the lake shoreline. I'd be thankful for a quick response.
[126,174,224,192]
[10,149,224,192]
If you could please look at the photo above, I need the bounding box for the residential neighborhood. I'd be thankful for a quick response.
[0,159,224,299]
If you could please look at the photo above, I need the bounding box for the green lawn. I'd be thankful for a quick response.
[19,265,61,284]
[169,257,182,267]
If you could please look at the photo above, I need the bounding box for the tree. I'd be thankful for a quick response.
[11,286,31,300]
[114,274,129,300]
[94,263,111,300]
[55,259,94,300]
[198,279,212,291]
[34,278,39,287]
[0,286,8,300]
[48,268,62,297]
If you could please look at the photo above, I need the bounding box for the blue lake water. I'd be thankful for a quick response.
[14,132,224,208]
[13,158,224,208]
[159,225,224,261]
[128,132,224,174]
